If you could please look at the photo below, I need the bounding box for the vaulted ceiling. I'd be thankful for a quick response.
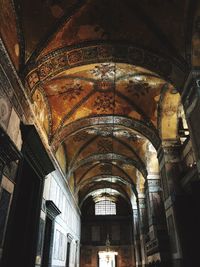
[0,0,196,207]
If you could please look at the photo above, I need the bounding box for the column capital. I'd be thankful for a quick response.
[133,207,139,220]
[146,179,161,193]
[133,203,138,211]
[147,173,160,180]
[158,141,181,165]
[137,194,146,209]
[162,140,182,149]
[138,193,145,199]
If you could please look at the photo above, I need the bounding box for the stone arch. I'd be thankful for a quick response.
[51,115,161,151]
[26,42,186,92]
[69,153,147,179]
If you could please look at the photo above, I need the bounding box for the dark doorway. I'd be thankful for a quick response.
[115,255,118,267]
[41,216,53,267]
[1,158,44,267]
[1,125,54,267]
[66,241,71,267]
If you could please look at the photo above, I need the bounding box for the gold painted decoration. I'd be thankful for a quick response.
[0,0,20,69]
[160,89,180,140]
[93,93,115,113]
[32,88,50,134]
[0,0,193,202]
[24,32,183,201]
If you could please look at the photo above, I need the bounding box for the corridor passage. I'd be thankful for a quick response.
[1,1,200,267]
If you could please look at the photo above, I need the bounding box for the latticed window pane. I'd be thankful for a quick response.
[95,200,116,215]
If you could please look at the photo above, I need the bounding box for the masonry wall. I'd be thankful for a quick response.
[0,50,22,260]
[43,171,81,267]
[80,197,135,267]
[0,39,81,267]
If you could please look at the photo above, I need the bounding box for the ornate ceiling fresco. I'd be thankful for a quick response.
[36,0,188,62]
[27,61,181,205]
[31,63,165,136]
[0,0,21,69]
[17,0,82,60]
[1,0,195,206]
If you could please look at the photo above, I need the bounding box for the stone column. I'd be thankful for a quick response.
[158,142,186,267]
[137,194,148,267]
[133,204,142,267]
[181,70,200,176]
[180,70,200,266]
[0,126,22,261]
[145,174,170,267]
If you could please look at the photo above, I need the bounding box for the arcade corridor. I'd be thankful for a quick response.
[1,1,200,267]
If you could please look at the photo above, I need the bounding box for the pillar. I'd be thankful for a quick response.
[180,70,200,266]
[137,194,148,267]
[158,140,199,267]
[181,70,200,176]
[145,174,170,267]
[133,203,142,267]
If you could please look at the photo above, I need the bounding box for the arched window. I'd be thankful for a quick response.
[95,200,116,215]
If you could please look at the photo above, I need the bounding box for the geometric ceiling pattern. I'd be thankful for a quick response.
[27,61,181,205]
[1,0,194,207]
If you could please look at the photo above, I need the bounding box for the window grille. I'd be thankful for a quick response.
[95,200,116,215]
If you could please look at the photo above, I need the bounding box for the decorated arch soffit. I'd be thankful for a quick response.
[79,186,132,208]
[75,162,134,188]
[76,175,132,195]
[64,129,146,169]
[72,156,145,187]
[24,0,189,80]
[77,172,138,205]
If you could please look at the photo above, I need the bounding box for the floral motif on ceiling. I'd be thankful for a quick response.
[59,82,83,101]
[2,0,192,202]
[126,80,151,98]
[90,63,115,80]
[25,44,176,92]
[27,59,181,201]
[30,63,169,140]
[93,93,115,112]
